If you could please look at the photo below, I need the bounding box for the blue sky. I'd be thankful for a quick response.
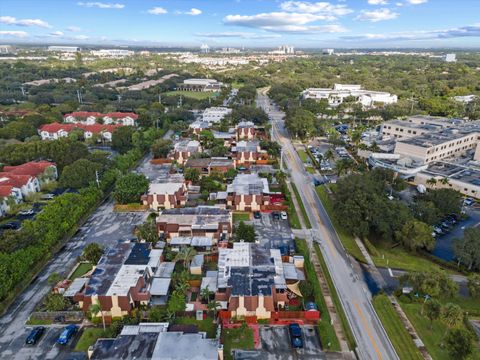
[1,0,479,48]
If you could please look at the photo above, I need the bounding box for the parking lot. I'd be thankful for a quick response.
[235,325,325,360]
[253,212,294,251]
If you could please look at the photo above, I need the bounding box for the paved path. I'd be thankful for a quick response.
[257,89,398,360]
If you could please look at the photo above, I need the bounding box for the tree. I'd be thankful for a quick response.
[285,108,316,139]
[453,227,480,271]
[396,219,435,252]
[135,220,158,243]
[422,188,462,217]
[184,168,200,184]
[151,139,172,159]
[148,306,168,322]
[82,243,104,264]
[335,158,355,177]
[299,280,313,299]
[167,290,186,313]
[59,159,102,189]
[201,286,211,304]
[444,328,474,360]
[424,299,441,329]
[174,247,197,268]
[441,303,463,329]
[400,271,458,299]
[207,299,221,318]
[89,300,106,331]
[426,177,437,188]
[234,221,256,242]
[467,273,480,299]
[412,200,440,225]
[112,126,135,154]
[113,173,149,204]
[44,293,69,312]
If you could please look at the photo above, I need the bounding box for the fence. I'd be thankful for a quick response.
[150,158,172,165]
[29,311,84,323]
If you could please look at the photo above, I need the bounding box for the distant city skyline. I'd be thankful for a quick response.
[1,0,479,48]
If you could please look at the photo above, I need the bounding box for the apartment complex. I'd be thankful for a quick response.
[232,140,267,165]
[64,111,138,126]
[171,140,201,165]
[302,84,397,108]
[236,121,255,140]
[226,173,270,211]
[141,172,187,210]
[38,123,121,141]
[156,206,232,241]
[202,107,232,123]
[184,158,235,177]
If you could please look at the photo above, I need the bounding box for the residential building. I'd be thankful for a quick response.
[236,121,255,140]
[302,84,397,108]
[212,130,236,147]
[156,206,232,242]
[444,53,457,62]
[64,112,138,126]
[178,79,223,92]
[0,185,22,216]
[202,107,232,123]
[185,157,235,177]
[74,242,162,320]
[171,140,201,165]
[2,160,57,184]
[0,173,40,198]
[226,173,270,211]
[38,122,121,141]
[141,170,186,210]
[322,48,334,55]
[216,243,288,320]
[89,322,220,360]
[189,120,210,134]
[232,140,267,165]
[0,45,16,54]
[269,45,294,55]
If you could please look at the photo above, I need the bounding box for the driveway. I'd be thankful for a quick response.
[253,213,294,251]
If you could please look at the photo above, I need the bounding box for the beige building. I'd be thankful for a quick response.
[381,115,464,140]
[226,173,270,211]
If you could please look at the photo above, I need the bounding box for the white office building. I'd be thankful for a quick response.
[202,107,232,123]
[47,46,80,52]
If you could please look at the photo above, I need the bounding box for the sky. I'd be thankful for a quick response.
[0,0,479,48]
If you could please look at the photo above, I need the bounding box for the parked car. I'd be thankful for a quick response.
[0,221,21,230]
[41,193,55,200]
[57,324,78,345]
[253,211,261,219]
[18,209,34,216]
[288,323,303,348]
[433,226,443,235]
[463,198,474,206]
[25,326,45,345]
[272,212,280,221]
[281,211,288,220]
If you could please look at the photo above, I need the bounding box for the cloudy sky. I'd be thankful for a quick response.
[1,0,479,48]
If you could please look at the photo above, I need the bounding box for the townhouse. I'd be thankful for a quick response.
[184,157,235,177]
[64,112,138,126]
[141,171,187,210]
[226,173,270,211]
[171,140,201,165]
[38,122,121,141]
[232,140,268,166]
[236,121,255,140]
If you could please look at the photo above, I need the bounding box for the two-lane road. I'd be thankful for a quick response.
[257,90,398,360]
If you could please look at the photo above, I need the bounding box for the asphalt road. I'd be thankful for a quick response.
[257,90,398,360]
[0,147,171,359]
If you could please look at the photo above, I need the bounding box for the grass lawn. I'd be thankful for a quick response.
[26,317,53,325]
[232,212,250,222]
[306,167,316,174]
[69,262,93,280]
[222,325,254,360]
[291,183,312,229]
[314,243,355,350]
[400,301,480,360]
[231,81,245,89]
[163,90,217,100]
[315,186,366,263]
[372,295,423,360]
[296,239,341,351]
[173,316,217,338]
[297,149,309,163]
[74,328,109,352]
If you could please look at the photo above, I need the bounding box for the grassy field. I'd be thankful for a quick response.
[222,325,254,360]
[315,186,367,263]
[291,183,312,229]
[69,262,93,280]
[372,295,423,360]
[297,149,309,163]
[314,244,355,350]
[75,328,109,352]
[163,90,217,100]
[284,185,301,229]
[296,239,341,351]
[232,212,250,223]
[173,316,216,338]
[305,167,316,174]
[400,301,480,360]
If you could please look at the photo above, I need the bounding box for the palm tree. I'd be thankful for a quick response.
[174,247,197,268]
[89,300,106,331]
[207,299,221,319]
[440,177,450,186]
[441,303,463,333]
[426,177,438,188]
[200,286,211,304]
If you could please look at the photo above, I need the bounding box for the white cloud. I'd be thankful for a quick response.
[148,7,168,15]
[67,26,82,32]
[77,2,124,9]
[279,1,353,17]
[406,0,427,4]
[395,2,403,6]
[0,16,51,28]
[341,24,480,42]
[186,8,202,16]
[49,31,64,37]
[355,8,398,22]
[0,30,28,38]
[196,32,281,39]
[368,0,388,4]
[74,35,89,40]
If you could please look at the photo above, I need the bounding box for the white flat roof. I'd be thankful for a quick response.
[106,265,148,296]
[150,278,172,296]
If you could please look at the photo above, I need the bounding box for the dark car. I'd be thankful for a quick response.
[57,324,78,345]
[25,326,45,345]
[0,221,21,230]
[253,211,261,219]
[288,323,303,348]
[272,212,280,221]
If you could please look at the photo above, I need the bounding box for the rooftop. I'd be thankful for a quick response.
[233,140,260,153]
[421,162,480,187]
[174,139,201,153]
[227,173,269,195]
[157,206,231,229]
[151,331,219,360]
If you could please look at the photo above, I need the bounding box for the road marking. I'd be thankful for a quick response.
[354,301,383,360]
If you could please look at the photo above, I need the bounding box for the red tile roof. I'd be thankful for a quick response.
[3,161,56,177]
[39,123,75,133]
[0,173,32,188]
[0,185,14,197]
[63,111,138,120]
[39,122,121,134]
[104,112,138,120]
[76,123,122,133]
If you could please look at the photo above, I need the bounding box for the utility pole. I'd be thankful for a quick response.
[20,86,26,96]
[77,89,83,104]
[95,170,100,188]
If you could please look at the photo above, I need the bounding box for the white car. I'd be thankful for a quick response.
[281,211,288,220]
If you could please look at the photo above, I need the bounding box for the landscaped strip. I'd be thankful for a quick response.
[75,328,109,352]
[296,239,341,351]
[315,185,366,263]
[372,295,423,360]
[283,186,301,229]
[291,183,312,229]
[222,325,255,360]
[314,243,356,350]
[232,212,250,223]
